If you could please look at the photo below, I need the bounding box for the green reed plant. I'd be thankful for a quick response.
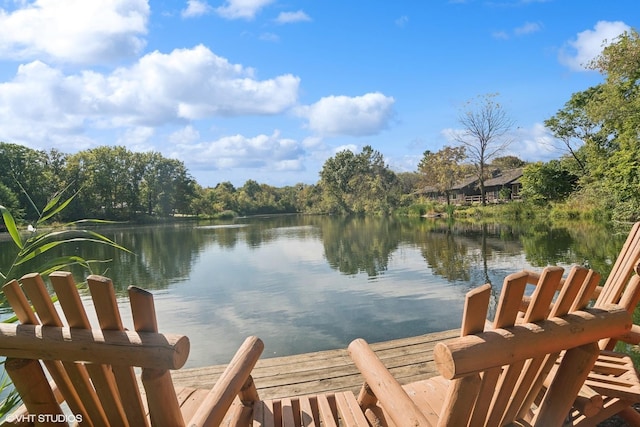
[0,186,131,418]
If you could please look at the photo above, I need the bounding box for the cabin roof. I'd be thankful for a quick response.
[484,168,523,187]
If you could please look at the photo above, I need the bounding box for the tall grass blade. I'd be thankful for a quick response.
[0,205,22,249]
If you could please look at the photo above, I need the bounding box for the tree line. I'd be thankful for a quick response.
[2,29,639,223]
[0,141,412,222]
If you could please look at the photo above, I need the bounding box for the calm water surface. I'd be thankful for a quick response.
[0,216,631,368]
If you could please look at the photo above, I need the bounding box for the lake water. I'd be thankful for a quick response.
[0,215,631,368]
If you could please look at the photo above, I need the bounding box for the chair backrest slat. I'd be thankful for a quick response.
[598,222,640,306]
[440,285,490,425]
[87,275,149,427]
[4,357,64,417]
[6,275,107,426]
[523,266,563,322]
[551,265,589,317]
[23,273,123,426]
[511,266,592,422]
[435,266,631,427]
[0,272,195,426]
[492,271,528,328]
[460,284,491,336]
[130,286,185,427]
[571,269,601,312]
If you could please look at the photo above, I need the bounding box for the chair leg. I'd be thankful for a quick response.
[618,405,640,427]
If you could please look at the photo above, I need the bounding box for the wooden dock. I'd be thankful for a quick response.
[170,329,460,400]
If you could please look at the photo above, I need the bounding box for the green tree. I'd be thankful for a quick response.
[64,147,195,219]
[0,143,52,220]
[212,181,238,213]
[139,152,195,216]
[191,185,218,216]
[491,155,526,170]
[582,29,640,221]
[453,94,515,205]
[520,161,578,205]
[544,87,605,177]
[396,172,422,194]
[0,183,20,219]
[65,146,138,219]
[417,146,466,205]
[587,29,640,147]
[319,149,361,213]
[319,146,399,214]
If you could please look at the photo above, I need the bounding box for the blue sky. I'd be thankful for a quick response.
[0,1,637,187]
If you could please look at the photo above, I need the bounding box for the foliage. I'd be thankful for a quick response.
[553,29,640,221]
[543,87,605,177]
[453,93,516,205]
[491,155,526,170]
[396,172,422,194]
[0,189,131,285]
[319,146,400,215]
[398,200,443,217]
[0,143,56,221]
[587,29,640,146]
[519,161,579,205]
[455,202,540,221]
[0,183,21,220]
[193,180,308,217]
[65,146,197,220]
[417,146,466,205]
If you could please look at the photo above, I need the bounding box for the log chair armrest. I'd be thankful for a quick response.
[616,323,640,345]
[348,338,432,426]
[187,336,264,427]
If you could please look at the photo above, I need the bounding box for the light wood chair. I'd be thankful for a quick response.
[516,222,640,426]
[0,271,264,427]
[348,267,632,427]
[249,391,370,426]
[521,221,640,349]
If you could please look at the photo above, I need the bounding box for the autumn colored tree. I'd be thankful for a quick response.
[417,146,466,205]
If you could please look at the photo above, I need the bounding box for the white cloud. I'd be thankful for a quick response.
[559,20,630,71]
[493,21,541,40]
[0,0,149,65]
[441,123,557,162]
[441,127,465,142]
[395,15,409,28]
[334,144,358,154]
[216,0,274,20]
[116,126,155,150]
[514,21,542,36]
[169,125,201,144]
[275,10,311,24]
[0,61,88,149]
[174,131,305,171]
[299,92,396,137]
[259,32,280,42]
[0,45,300,148]
[509,123,557,161]
[182,0,212,18]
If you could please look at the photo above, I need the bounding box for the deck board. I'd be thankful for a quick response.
[171,329,460,399]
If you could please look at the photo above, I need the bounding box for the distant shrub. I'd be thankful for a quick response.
[215,210,237,220]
